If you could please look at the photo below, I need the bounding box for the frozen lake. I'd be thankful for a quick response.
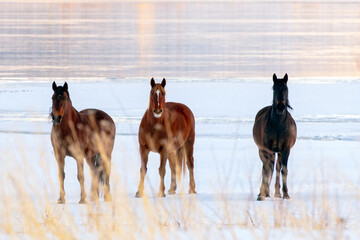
[0,1,359,80]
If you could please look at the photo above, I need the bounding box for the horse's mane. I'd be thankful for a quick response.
[49,107,55,122]
[286,102,293,110]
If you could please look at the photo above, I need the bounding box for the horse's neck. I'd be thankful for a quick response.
[269,105,287,127]
[64,100,79,123]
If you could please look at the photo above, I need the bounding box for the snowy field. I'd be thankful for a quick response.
[1,79,360,239]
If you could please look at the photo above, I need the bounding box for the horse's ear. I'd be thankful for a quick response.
[161,78,166,88]
[283,73,288,84]
[273,73,277,83]
[63,82,68,92]
[52,81,57,91]
[151,78,156,88]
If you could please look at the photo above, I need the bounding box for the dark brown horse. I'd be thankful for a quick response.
[50,82,116,204]
[135,78,196,198]
[253,74,297,201]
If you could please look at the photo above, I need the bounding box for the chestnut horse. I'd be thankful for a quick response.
[50,82,116,204]
[253,74,297,201]
[135,78,196,198]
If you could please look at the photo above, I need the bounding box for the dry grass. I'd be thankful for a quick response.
[0,135,359,240]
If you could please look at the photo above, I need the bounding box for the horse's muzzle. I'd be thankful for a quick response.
[52,114,62,125]
[153,109,163,118]
[276,103,285,114]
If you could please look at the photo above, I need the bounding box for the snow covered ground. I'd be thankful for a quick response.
[0,79,360,239]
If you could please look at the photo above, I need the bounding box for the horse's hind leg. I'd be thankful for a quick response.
[86,155,99,201]
[257,149,275,201]
[279,150,290,199]
[103,153,112,202]
[158,151,167,197]
[167,152,177,194]
[185,140,196,194]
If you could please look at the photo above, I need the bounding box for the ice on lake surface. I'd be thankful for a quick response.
[0,1,359,79]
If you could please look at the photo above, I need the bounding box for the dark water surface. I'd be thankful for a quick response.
[0,1,359,80]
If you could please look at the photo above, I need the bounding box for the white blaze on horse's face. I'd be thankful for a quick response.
[153,89,162,118]
[156,89,160,107]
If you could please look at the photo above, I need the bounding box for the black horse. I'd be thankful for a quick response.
[252,73,297,201]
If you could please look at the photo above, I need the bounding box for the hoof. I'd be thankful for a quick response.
[104,193,112,202]
[168,189,176,195]
[189,189,197,194]
[90,195,99,202]
[57,198,65,204]
[78,199,86,204]
[257,194,265,201]
[135,191,143,198]
[283,193,290,199]
[274,193,282,198]
[157,192,166,198]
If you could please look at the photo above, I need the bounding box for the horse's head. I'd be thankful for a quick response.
[272,73,292,114]
[149,78,166,118]
[51,81,70,125]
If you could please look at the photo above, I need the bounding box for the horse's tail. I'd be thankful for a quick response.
[94,154,106,192]
[176,146,186,181]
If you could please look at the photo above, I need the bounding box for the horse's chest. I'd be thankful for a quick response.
[263,128,287,151]
[147,128,167,149]
[146,125,184,153]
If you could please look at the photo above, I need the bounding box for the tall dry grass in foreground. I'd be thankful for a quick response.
[0,136,359,240]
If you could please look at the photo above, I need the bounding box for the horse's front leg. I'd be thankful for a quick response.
[135,145,149,198]
[275,157,282,198]
[280,150,291,199]
[55,150,66,204]
[158,151,167,197]
[76,157,86,204]
[257,149,275,201]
